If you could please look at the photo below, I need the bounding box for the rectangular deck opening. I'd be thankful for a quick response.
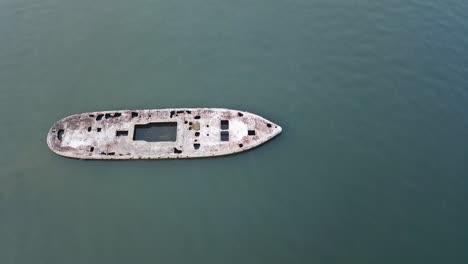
[221,120,229,130]
[133,122,177,142]
[221,131,229,141]
[116,130,128,137]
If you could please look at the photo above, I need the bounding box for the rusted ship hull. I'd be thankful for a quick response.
[46,108,282,159]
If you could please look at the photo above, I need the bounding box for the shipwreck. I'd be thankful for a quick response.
[46,108,282,159]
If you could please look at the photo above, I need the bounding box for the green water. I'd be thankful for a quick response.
[1,0,468,263]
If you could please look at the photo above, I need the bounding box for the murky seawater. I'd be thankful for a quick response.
[1,0,467,263]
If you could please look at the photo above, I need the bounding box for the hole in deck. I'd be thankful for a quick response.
[193,143,200,149]
[116,131,129,137]
[194,115,201,119]
[248,130,256,136]
[221,131,229,141]
[221,120,229,130]
[195,132,200,137]
[131,112,139,118]
[238,112,243,117]
[133,122,177,142]
[174,148,182,154]
[57,129,64,140]
[267,123,272,128]
[97,128,102,132]
[87,127,92,132]
[90,147,94,152]
[96,114,104,121]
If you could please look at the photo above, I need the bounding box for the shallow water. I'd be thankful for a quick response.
[1,0,467,263]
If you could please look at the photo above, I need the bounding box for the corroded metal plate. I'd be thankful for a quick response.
[46,108,282,159]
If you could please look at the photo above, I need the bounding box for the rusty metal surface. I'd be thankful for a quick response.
[46,108,282,159]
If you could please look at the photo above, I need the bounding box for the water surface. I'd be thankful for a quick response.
[1,0,467,263]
